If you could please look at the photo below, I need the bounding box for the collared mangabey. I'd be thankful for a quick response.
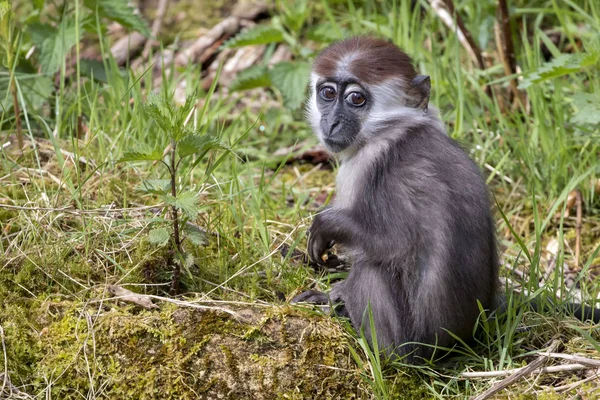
[292,37,600,363]
[292,36,498,363]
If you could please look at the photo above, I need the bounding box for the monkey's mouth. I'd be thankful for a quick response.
[323,136,351,153]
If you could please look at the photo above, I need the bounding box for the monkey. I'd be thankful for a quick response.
[291,37,600,363]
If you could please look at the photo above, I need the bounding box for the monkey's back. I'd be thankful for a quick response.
[336,121,498,361]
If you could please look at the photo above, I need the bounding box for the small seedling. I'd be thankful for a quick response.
[119,88,232,292]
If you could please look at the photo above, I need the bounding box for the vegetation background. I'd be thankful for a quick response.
[0,0,599,398]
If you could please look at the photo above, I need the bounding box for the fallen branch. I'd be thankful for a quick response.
[553,369,600,393]
[469,340,559,400]
[175,17,240,66]
[464,363,593,379]
[546,352,600,367]
[111,32,146,66]
[134,0,171,69]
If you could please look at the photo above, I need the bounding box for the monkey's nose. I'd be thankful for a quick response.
[328,121,340,136]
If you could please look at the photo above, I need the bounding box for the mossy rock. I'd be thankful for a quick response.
[2,301,368,399]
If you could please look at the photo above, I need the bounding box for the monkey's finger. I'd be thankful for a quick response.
[308,237,326,265]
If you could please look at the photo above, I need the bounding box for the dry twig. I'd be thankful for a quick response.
[494,0,521,104]
[133,0,170,69]
[175,17,240,66]
[469,340,560,400]
[574,189,583,268]
[429,0,485,69]
[107,284,159,309]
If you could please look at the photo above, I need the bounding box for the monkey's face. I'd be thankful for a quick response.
[306,37,430,156]
[313,77,371,153]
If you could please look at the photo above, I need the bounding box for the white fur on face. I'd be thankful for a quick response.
[306,72,323,143]
[305,73,446,210]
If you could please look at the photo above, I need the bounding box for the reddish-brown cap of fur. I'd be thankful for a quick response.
[313,37,417,84]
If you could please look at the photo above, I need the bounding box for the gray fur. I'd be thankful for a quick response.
[296,40,497,363]
[295,38,599,363]
[303,116,498,362]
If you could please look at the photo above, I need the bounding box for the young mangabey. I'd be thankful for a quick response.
[291,37,598,363]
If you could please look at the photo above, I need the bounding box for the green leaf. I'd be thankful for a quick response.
[138,179,171,195]
[519,52,600,89]
[305,23,345,43]
[27,22,55,48]
[571,93,600,126]
[148,227,170,246]
[80,58,115,83]
[269,61,311,110]
[119,147,164,162]
[0,71,53,111]
[143,101,175,137]
[224,25,284,48]
[178,134,230,159]
[184,224,208,246]
[83,0,150,36]
[39,19,78,75]
[229,65,271,91]
[164,191,200,219]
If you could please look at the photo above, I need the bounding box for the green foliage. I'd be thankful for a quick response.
[148,227,170,246]
[39,19,78,75]
[118,89,235,288]
[269,61,311,109]
[83,0,150,36]
[519,52,600,89]
[229,65,271,91]
[224,25,283,48]
[571,92,600,127]
[164,191,200,219]
[0,71,53,111]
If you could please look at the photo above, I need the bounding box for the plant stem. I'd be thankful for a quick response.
[10,77,22,149]
[170,139,182,292]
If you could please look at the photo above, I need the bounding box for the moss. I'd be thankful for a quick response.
[0,301,368,399]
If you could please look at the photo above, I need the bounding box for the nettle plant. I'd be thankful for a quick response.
[119,89,233,292]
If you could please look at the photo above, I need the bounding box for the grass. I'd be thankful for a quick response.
[1,0,599,398]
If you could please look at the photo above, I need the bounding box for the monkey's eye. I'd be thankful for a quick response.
[319,86,336,101]
[346,92,366,107]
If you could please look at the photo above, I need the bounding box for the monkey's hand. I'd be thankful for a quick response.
[307,213,336,265]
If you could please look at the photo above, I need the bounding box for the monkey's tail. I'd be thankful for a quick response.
[493,293,600,324]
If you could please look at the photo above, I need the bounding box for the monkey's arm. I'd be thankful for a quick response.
[308,208,412,264]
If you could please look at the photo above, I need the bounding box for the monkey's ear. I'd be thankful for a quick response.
[411,75,430,112]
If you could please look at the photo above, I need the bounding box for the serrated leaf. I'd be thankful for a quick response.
[143,101,175,137]
[177,134,216,159]
[119,147,164,162]
[305,23,345,43]
[148,227,170,246]
[27,22,54,48]
[184,224,208,246]
[178,134,231,159]
[224,25,283,48]
[39,19,78,75]
[138,179,171,195]
[230,65,271,91]
[164,191,199,219]
[83,0,150,36]
[519,52,600,89]
[571,93,600,126]
[269,61,311,110]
